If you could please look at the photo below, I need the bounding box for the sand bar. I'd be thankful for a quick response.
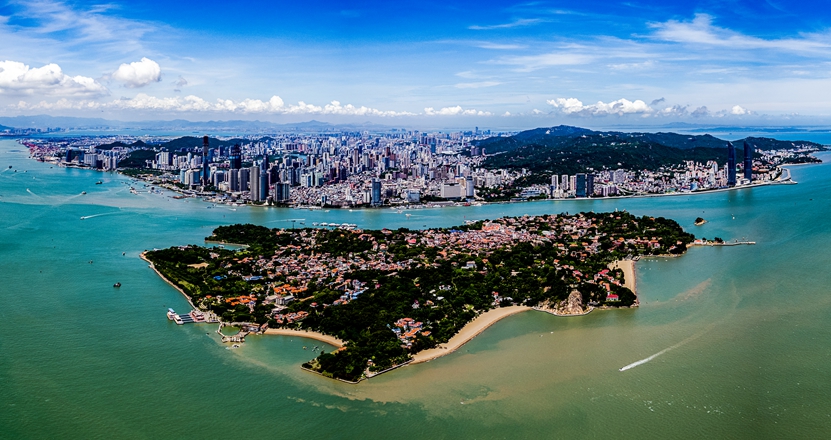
[264,328,345,348]
[411,305,532,364]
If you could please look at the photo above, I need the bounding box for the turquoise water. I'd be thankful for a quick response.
[2,138,831,438]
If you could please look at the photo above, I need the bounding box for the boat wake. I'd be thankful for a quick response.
[26,188,40,197]
[619,345,678,371]
[80,212,118,220]
[619,321,718,372]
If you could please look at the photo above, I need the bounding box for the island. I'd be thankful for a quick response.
[143,211,695,382]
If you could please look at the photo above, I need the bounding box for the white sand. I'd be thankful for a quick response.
[411,306,532,364]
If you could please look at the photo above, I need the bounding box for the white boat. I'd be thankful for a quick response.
[166,308,176,320]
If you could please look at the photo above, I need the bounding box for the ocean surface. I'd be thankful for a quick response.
[2,135,831,439]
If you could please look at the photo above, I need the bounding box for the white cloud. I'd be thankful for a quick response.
[650,14,831,54]
[31,94,413,116]
[111,58,162,88]
[469,18,545,31]
[731,105,751,115]
[424,106,492,116]
[455,81,501,89]
[476,42,527,50]
[547,97,653,116]
[0,60,108,97]
[494,52,595,72]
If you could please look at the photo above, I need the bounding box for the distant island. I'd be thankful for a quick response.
[143,211,694,382]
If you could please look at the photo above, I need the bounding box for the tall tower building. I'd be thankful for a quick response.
[743,141,753,181]
[727,142,737,187]
[230,144,242,170]
[371,178,382,206]
[575,173,587,198]
[250,166,261,202]
[201,136,210,186]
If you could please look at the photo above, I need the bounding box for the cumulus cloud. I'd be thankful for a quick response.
[0,60,108,97]
[659,105,688,116]
[650,97,666,106]
[547,97,652,116]
[14,94,416,116]
[111,57,162,88]
[730,105,751,115]
[691,106,710,117]
[424,106,492,116]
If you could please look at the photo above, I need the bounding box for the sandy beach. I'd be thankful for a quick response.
[609,260,636,294]
[411,306,532,364]
[263,328,345,347]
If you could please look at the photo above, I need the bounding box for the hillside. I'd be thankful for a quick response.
[478,126,825,184]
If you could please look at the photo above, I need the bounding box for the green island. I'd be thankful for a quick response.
[144,211,694,382]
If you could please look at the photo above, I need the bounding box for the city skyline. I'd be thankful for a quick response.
[3,1,831,126]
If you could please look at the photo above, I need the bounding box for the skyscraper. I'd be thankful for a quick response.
[371,178,382,206]
[575,173,587,198]
[275,182,291,202]
[727,142,737,187]
[743,141,753,180]
[201,136,210,186]
[586,174,595,197]
[250,166,261,202]
[230,144,242,170]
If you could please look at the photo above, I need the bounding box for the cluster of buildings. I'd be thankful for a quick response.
[391,318,430,348]
[22,129,818,206]
[202,213,675,327]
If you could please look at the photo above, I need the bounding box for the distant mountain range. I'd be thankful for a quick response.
[477,126,825,184]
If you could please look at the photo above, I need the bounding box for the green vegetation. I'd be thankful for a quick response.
[477,126,826,184]
[145,212,694,382]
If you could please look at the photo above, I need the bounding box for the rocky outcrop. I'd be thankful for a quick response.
[554,289,587,315]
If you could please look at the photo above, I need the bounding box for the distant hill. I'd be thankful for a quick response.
[95,140,147,150]
[157,136,248,151]
[115,136,259,168]
[477,126,826,185]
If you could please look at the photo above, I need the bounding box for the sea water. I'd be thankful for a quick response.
[2,137,831,438]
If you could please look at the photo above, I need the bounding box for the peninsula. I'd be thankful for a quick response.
[144,211,694,382]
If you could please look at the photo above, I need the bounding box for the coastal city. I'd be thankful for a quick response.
[19,128,821,209]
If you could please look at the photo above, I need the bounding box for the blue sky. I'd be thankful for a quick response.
[2,0,831,127]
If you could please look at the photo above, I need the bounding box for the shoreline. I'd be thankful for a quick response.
[411,306,532,364]
[609,259,637,295]
[140,251,198,310]
[263,328,345,348]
